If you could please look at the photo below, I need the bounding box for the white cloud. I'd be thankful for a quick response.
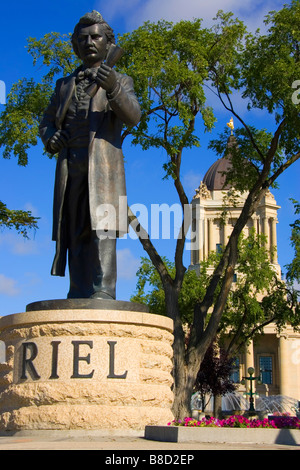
[12,239,38,255]
[117,248,140,279]
[182,171,203,197]
[0,232,38,255]
[99,0,286,32]
[291,279,300,291]
[100,0,141,23]
[23,272,43,288]
[24,202,39,217]
[0,274,20,296]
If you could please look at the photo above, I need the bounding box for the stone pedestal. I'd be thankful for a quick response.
[0,300,174,432]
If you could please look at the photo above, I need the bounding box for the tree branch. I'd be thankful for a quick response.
[127,206,173,290]
[225,296,250,356]
[267,151,300,187]
[217,86,265,162]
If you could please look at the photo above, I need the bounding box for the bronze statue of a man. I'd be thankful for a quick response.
[39,11,141,300]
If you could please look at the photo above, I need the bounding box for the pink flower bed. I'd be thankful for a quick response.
[168,415,300,429]
[268,415,300,429]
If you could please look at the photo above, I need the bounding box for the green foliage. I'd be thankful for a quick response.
[241,1,300,152]
[130,255,218,324]
[132,229,300,350]
[0,33,79,165]
[0,78,53,166]
[27,33,78,82]
[209,126,284,191]
[285,199,300,283]
[0,201,38,238]
[220,229,300,350]
[117,19,207,159]
[207,2,300,193]
[260,280,300,333]
[117,16,245,177]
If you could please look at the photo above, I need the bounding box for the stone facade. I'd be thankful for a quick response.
[0,307,174,431]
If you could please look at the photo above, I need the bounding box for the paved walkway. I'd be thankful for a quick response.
[0,433,298,450]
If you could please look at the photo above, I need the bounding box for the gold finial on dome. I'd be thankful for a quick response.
[227,117,234,134]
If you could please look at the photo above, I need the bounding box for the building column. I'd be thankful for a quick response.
[204,218,208,259]
[271,218,278,263]
[191,203,203,265]
[208,218,214,254]
[256,216,260,235]
[262,216,269,252]
[278,335,290,397]
[199,216,204,262]
[195,205,205,264]
[251,216,258,235]
[223,219,230,247]
[190,205,197,265]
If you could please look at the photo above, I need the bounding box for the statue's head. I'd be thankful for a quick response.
[71,11,115,66]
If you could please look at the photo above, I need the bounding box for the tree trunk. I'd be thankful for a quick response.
[213,394,223,418]
[172,369,192,419]
[171,313,208,419]
[163,285,188,419]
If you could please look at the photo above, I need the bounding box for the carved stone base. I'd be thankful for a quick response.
[0,301,174,432]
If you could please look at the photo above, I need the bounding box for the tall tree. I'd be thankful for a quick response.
[118,13,249,417]
[285,199,300,284]
[124,2,300,417]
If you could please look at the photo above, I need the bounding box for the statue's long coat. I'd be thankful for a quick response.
[39,69,141,276]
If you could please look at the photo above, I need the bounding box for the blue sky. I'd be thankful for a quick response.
[0,0,299,316]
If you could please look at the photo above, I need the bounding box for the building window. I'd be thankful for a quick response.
[216,243,223,254]
[259,356,273,384]
[230,357,240,383]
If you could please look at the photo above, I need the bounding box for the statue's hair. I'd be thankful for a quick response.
[71,10,115,57]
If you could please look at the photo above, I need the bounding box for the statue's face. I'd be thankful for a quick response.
[76,23,108,67]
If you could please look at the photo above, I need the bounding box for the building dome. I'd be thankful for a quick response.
[202,156,232,190]
[202,135,237,191]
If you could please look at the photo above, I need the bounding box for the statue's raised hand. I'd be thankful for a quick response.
[96,64,118,94]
